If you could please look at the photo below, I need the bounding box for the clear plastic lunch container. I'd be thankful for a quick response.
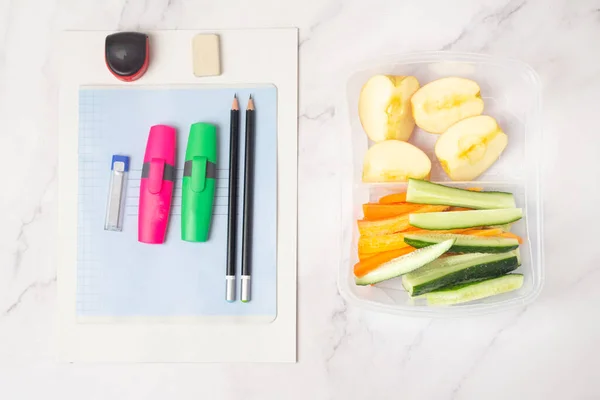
[339,52,544,317]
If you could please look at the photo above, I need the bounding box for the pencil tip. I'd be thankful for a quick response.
[247,95,255,111]
[232,95,239,110]
[234,93,237,99]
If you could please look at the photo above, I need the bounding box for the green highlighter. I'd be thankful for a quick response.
[181,122,217,242]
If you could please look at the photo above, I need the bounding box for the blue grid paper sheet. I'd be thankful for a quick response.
[76,86,277,318]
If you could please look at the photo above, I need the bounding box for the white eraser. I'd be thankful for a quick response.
[192,34,221,77]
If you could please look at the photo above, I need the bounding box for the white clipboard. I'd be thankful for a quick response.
[57,29,298,362]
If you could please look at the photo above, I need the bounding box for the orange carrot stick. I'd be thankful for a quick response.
[362,203,422,220]
[499,232,524,244]
[357,228,471,259]
[358,205,450,237]
[407,228,471,235]
[354,247,415,277]
[358,215,411,237]
[378,192,408,204]
[460,228,503,237]
[358,232,411,256]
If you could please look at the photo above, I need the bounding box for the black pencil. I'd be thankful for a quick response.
[226,94,240,302]
[241,95,255,303]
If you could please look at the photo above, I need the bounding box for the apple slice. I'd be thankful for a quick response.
[411,77,484,134]
[363,140,431,183]
[359,75,420,142]
[435,115,508,181]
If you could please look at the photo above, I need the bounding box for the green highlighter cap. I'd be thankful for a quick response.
[181,122,217,242]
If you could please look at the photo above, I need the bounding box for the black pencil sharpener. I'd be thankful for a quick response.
[105,32,149,82]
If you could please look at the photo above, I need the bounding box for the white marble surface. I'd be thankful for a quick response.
[0,0,599,398]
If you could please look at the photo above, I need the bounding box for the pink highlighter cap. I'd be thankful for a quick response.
[138,124,176,244]
[144,125,176,165]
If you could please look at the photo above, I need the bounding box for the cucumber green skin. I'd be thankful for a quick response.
[355,239,455,286]
[421,274,524,305]
[406,256,520,296]
[409,209,523,230]
[404,237,519,254]
[406,179,516,210]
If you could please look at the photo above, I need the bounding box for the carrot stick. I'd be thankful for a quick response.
[362,203,422,220]
[358,205,450,237]
[499,232,524,244]
[378,187,484,205]
[407,228,471,235]
[358,232,411,256]
[357,228,470,259]
[358,216,410,238]
[460,228,503,237]
[378,192,407,204]
[354,247,415,277]
[357,227,481,259]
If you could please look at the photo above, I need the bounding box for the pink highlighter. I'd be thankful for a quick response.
[138,124,176,244]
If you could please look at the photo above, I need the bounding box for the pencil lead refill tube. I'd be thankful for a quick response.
[104,155,130,231]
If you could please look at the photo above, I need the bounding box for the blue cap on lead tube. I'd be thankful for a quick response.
[111,155,130,172]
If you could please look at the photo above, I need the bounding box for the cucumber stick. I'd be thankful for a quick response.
[406,179,516,209]
[404,233,519,253]
[402,251,521,296]
[355,239,455,286]
[409,208,523,230]
[417,274,524,305]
